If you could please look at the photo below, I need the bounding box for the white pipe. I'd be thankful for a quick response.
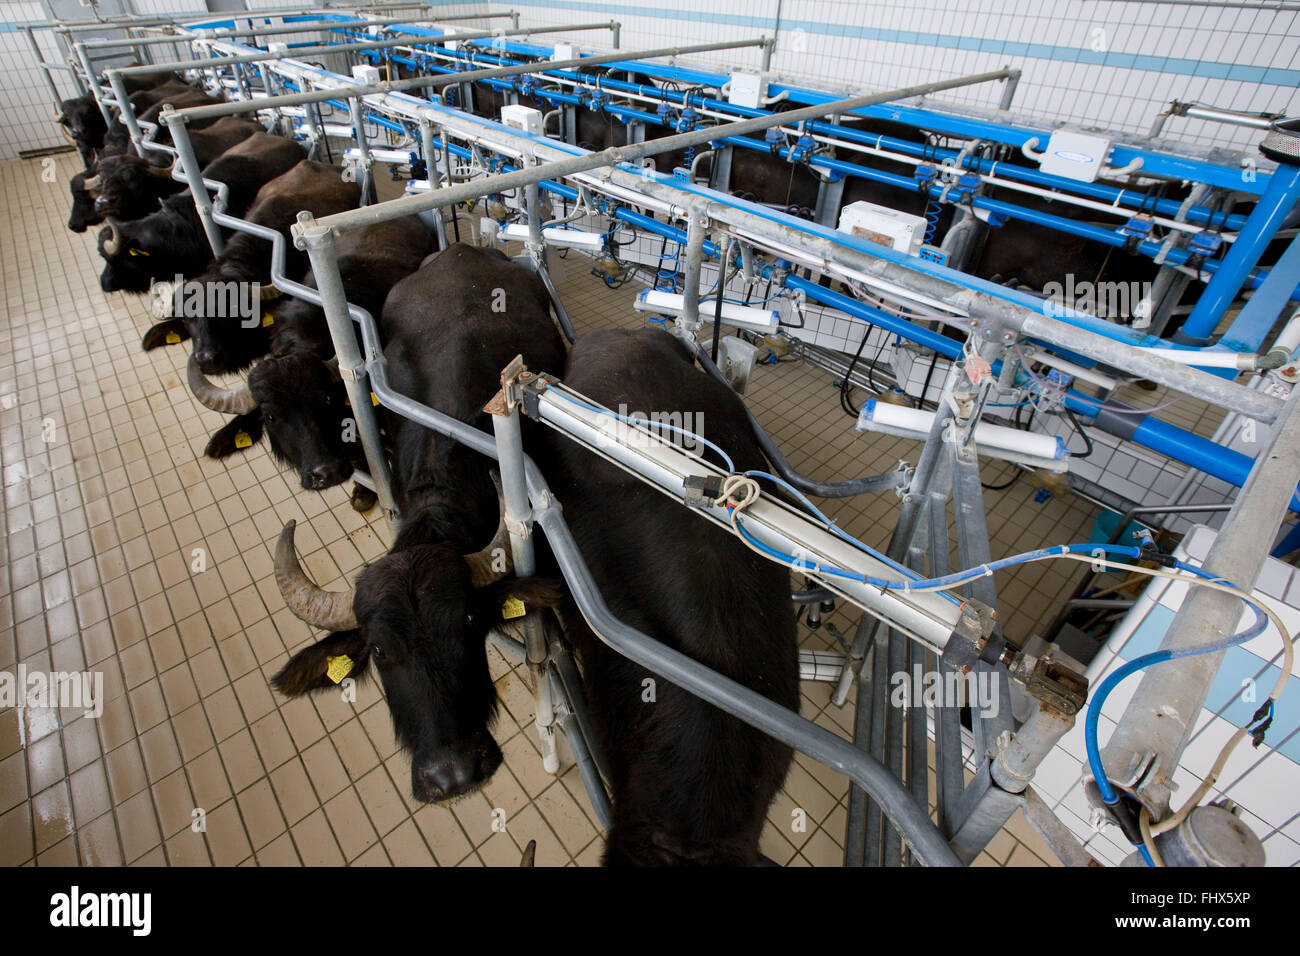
[634,289,779,332]
[858,399,1067,462]
[1021,348,1119,391]
[1130,347,1256,370]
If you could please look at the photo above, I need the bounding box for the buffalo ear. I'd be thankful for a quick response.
[142,320,189,350]
[272,629,371,697]
[204,410,263,459]
[477,576,565,624]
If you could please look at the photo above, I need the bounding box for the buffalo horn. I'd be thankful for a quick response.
[275,520,358,631]
[187,354,256,414]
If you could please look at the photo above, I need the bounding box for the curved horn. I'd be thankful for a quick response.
[463,471,511,587]
[259,283,283,301]
[53,107,65,124]
[187,354,257,414]
[102,218,122,256]
[82,173,101,191]
[275,520,358,630]
[145,160,176,179]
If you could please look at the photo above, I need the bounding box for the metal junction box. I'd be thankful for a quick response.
[728,72,768,110]
[1037,129,1113,182]
[501,104,544,136]
[837,200,927,256]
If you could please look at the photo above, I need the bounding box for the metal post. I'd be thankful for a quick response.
[611,21,620,49]
[491,381,560,774]
[761,36,772,72]
[525,177,544,263]
[679,211,707,333]
[24,27,65,114]
[295,217,398,515]
[74,42,111,125]
[998,68,1021,111]
[1100,385,1300,818]
[164,109,226,256]
[106,68,148,154]
[349,96,374,205]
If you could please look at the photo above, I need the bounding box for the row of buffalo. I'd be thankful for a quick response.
[60,72,800,865]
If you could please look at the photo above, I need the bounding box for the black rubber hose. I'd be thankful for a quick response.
[694,344,908,498]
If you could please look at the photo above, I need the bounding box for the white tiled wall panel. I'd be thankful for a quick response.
[488,0,1299,152]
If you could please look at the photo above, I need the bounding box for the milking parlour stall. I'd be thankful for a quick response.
[0,0,1296,938]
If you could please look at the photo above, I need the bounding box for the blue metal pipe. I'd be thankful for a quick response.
[1177,163,1300,344]
[1219,233,1300,354]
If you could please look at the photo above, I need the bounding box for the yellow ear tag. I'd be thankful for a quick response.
[234,431,253,449]
[501,596,526,620]
[326,654,354,684]
[370,391,379,406]
[165,331,181,344]
[261,312,274,327]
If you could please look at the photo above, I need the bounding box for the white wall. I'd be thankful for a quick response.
[5,1,1296,161]
[491,0,1300,153]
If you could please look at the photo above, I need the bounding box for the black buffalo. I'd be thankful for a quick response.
[83,116,265,228]
[270,244,567,803]
[97,131,305,296]
[191,217,437,513]
[180,159,361,376]
[56,70,175,165]
[538,327,799,865]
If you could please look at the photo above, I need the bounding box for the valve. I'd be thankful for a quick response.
[790,133,816,163]
[1118,215,1153,254]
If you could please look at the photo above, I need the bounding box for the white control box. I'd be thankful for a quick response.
[351,64,381,85]
[553,42,580,62]
[837,200,927,256]
[501,104,544,136]
[728,71,768,110]
[1037,128,1112,182]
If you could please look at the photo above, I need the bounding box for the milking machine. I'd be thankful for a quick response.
[46,9,1300,867]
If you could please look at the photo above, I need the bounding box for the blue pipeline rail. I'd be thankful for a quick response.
[293,36,1291,358]
[371,36,1299,341]
[392,41,1251,230]
[251,35,1298,509]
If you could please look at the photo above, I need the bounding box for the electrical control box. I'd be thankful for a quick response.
[351,64,381,85]
[553,43,580,62]
[501,104,544,136]
[837,200,927,256]
[1036,128,1113,182]
[728,72,768,110]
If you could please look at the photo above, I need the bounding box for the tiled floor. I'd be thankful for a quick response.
[1,151,1080,866]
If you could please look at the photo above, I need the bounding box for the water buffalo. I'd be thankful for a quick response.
[537,327,800,865]
[56,73,162,161]
[97,131,305,296]
[82,116,265,228]
[180,159,361,377]
[269,243,567,803]
[189,217,437,514]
